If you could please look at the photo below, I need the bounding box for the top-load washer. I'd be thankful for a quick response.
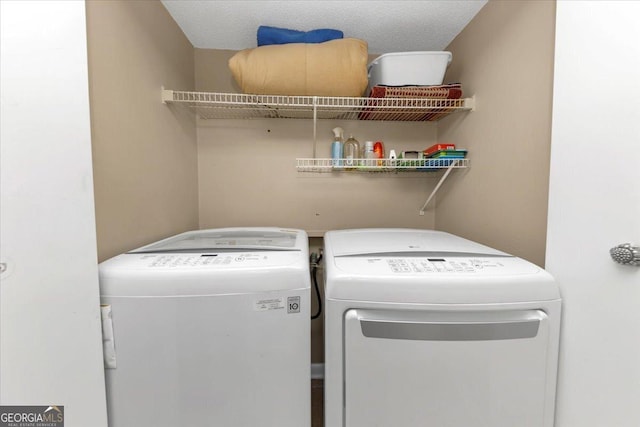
[99,227,310,427]
[323,228,561,427]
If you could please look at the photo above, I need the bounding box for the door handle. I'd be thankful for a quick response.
[610,244,640,266]
[358,310,546,341]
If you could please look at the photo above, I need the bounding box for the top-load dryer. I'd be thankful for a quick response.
[99,227,310,427]
[323,228,561,427]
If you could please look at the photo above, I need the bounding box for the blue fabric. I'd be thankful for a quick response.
[257,26,343,46]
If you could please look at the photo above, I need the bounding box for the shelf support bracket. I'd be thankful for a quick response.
[161,86,173,104]
[312,96,318,158]
[465,95,476,112]
[419,160,459,215]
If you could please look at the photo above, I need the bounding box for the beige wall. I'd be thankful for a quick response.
[437,0,556,267]
[194,49,439,236]
[86,0,199,261]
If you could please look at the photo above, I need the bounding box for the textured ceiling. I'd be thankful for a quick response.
[161,0,487,53]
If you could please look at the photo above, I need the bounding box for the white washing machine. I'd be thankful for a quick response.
[324,228,561,427]
[99,227,310,427]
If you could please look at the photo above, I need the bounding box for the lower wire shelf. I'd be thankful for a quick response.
[296,158,469,215]
[296,158,469,173]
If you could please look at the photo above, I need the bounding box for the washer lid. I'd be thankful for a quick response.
[325,228,509,258]
[130,227,304,253]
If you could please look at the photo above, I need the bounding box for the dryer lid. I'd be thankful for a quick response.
[130,227,304,253]
[326,229,509,258]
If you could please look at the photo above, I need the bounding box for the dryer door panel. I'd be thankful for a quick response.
[344,308,551,427]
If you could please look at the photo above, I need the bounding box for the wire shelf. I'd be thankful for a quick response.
[162,89,474,121]
[296,158,469,173]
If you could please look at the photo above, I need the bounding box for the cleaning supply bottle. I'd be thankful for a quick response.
[389,149,397,167]
[343,134,360,168]
[331,127,344,167]
[363,141,376,168]
[374,141,385,166]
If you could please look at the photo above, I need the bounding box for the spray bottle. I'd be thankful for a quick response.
[331,127,344,167]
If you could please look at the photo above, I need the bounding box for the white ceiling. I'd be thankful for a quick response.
[161,0,487,54]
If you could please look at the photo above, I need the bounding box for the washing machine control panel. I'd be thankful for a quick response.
[385,258,506,273]
[334,255,541,276]
[135,252,296,269]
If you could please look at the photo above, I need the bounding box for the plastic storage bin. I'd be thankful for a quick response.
[367,51,453,91]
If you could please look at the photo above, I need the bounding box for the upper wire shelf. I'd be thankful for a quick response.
[162,89,474,122]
